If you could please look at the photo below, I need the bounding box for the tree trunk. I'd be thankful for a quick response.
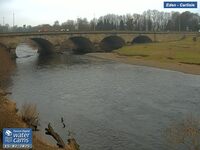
[45,123,65,148]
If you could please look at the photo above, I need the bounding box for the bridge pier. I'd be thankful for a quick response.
[9,48,17,59]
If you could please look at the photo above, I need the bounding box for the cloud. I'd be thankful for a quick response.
[0,0,199,26]
[0,0,13,5]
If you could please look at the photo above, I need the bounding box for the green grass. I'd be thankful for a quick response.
[117,36,200,65]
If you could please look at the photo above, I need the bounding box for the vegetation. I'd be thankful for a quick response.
[0,10,199,32]
[0,47,14,88]
[165,115,200,150]
[0,97,59,150]
[20,103,39,131]
[116,36,200,65]
[0,96,25,148]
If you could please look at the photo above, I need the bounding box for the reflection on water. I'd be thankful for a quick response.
[36,53,93,67]
[8,44,200,150]
[15,43,100,68]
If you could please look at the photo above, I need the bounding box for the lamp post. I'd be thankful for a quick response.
[93,13,96,31]
[13,12,15,28]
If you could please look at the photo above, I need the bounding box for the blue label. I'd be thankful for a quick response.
[3,128,32,149]
[164,1,198,8]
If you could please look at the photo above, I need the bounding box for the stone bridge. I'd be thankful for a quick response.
[0,31,189,56]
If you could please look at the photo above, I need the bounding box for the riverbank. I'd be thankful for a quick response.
[0,47,62,149]
[88,37,200,75]
[0,89,59,150]
[88,52,200,75]
[0,89,80,150]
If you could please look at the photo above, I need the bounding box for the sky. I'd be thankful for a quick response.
[0,0,199,26]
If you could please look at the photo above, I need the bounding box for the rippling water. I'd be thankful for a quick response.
[8,44,200,150]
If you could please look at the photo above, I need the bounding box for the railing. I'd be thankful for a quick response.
[0,31,197,37]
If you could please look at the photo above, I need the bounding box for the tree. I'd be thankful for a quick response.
[53,20,60,30]
[126,14,134,30]
[54,20,60,27]
[77,18,90,31]
[62,20,75,31]
[119,20,125,30]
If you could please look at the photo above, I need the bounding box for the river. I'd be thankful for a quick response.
[8,44,200,150]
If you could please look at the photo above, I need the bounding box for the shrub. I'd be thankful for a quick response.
[165,115,200,150]
[20,103,39,130]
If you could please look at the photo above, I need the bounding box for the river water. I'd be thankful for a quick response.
[8,44,200,150]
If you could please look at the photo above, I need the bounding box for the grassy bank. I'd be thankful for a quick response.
[117,36,200,65]
[88,35,200,75]
[0,94,58,150]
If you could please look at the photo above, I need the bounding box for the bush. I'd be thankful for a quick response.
[20,103,39,130]
[165,115,200,150]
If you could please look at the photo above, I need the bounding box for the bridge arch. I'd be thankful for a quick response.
[132,35,152,44]
[31,38,54,55]
[100,36,125,52]
[68,36,94,54]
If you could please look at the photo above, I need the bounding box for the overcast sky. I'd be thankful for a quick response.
[0,0,199,26]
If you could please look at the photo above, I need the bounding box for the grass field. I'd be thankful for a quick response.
[117,36,200,65]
